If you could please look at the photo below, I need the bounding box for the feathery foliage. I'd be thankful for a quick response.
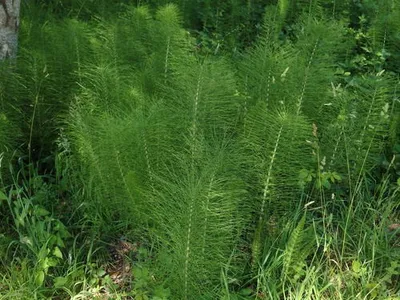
[1,1,399,299]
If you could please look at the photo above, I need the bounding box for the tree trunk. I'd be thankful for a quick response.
[0,0,20,60]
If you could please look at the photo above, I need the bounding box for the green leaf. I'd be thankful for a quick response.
[138,247,149,257]
[133,266,142,278]
[0,191,7,201]
[239,288,253,296]
[397,178,400,186]
[35,270,45,286]
[96,268,106,277]
[89,277,98,286]
[54,276,68,288]
[332,172,342,181]
[56,235,65,248]
[153,285,171,299]
[299,169,314,182]
[365,282,379,298]
[16,216,25,227]
[34,206,50,217]
[47,257,59,267]
[352,260,361,273]
[20,236,33,247]
[133,266,150,281]
[40,257,50,270]
[38,248,50,260]
[323,179,331,189]
[54,221,71,238]
[53,246,63,259]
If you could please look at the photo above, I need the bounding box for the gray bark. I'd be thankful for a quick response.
[0,0,20,60]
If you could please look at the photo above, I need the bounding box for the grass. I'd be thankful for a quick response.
[0,151,399,298]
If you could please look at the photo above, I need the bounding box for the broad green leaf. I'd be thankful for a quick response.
[96,268,106,277]
[53,246,63,259]
[47,257,59,267]
[34,206,50,217]
[38,248,50,260]
[35,270,45,286]
[352,260,361,273]
[323,179,331,189]
[40,257,50,270]
[365,282,379,298]
[239,288,253,296]
[48,235,57,248]
[56,235,65,248]
[332,172,342,181]
[54,276,68,288]
[153,285,171,299]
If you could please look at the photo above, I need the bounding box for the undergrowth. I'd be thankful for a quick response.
[1,0,399,299]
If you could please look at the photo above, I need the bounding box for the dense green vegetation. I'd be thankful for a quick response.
[1,0,399,299]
